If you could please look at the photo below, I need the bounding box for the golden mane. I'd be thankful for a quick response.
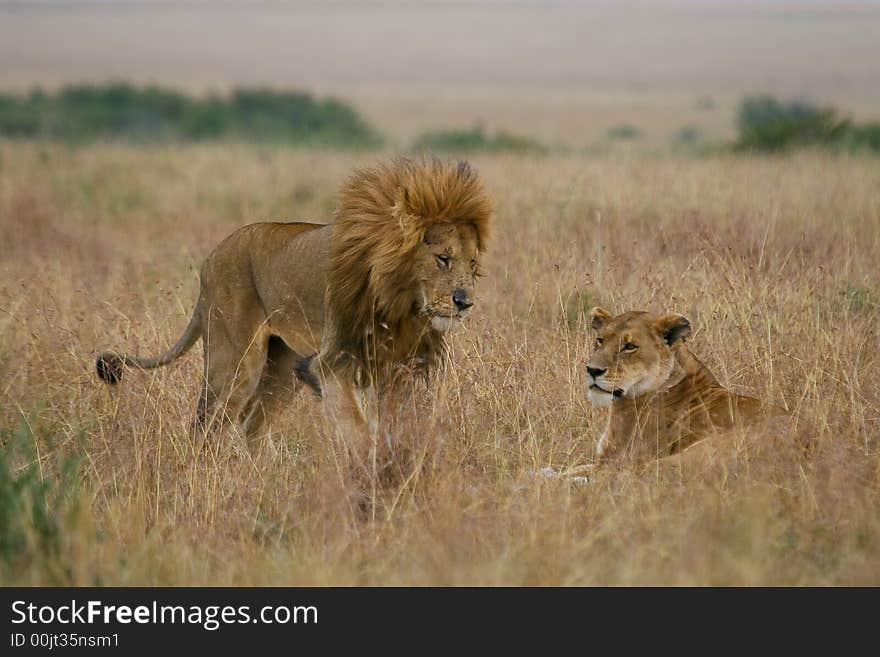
[326,156,493,384]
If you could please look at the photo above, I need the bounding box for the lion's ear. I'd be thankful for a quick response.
[655,313,692,346]
[590,307,613,331]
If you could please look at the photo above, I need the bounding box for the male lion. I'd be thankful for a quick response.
[96,157,493,443]
[545,307,791,482]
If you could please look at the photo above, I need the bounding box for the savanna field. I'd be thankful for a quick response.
[1,142,878,585]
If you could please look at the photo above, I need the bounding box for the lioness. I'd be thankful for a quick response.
[96,157,493,443]
[547,307,788,481]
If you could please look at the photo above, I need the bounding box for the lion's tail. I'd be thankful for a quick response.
[96,299,203,384]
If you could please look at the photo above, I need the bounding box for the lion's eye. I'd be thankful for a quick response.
[595,337,604,346]
[436,254,451,269]
[622,342,638,353]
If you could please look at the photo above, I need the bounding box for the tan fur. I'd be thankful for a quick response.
[96,157,493,445]
[584,308,787,472]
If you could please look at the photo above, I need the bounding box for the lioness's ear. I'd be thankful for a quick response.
[590,307,613,331]
[656,313,692,346]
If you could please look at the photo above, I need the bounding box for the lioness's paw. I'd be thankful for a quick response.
[534,467,593,486]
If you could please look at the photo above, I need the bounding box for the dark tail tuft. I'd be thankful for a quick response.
[96,353,124,384]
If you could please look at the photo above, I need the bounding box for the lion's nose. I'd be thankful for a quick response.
[452,288,473,311]
[587,366,606,379]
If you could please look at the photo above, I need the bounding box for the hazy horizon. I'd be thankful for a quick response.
[2,0,879,143]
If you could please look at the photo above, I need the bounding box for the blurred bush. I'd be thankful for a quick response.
[734,95,880,153]
[674,126,702,146]
[0,408,85,584]
[412,124,546,154]
[845,122,880,152]
[606,124,642,141]
[735,96,849,151]
[670,125,723,155]
[0,83,382,147]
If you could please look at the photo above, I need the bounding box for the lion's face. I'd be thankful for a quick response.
[412,222,482,332]
[586,307,692,407]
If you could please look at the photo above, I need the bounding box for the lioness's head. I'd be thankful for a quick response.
[413,221,482,331]
[586,307,692,407]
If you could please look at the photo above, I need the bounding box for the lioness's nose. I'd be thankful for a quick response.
[453,288,473,310]
[587,366,606,379]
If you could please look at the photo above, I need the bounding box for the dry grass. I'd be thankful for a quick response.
[1,142,878,585]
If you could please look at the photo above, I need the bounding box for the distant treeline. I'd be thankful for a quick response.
[1,84,878,156]
[408,97,880,155]
[0,83,381,147]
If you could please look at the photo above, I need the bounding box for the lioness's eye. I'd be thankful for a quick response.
[622,342,638,353]
[436,255,451,268]
[595,337,604,346]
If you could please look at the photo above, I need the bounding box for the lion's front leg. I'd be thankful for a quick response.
[319,376,376,485]
[321,376,371,437]
[318,375,385,518]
